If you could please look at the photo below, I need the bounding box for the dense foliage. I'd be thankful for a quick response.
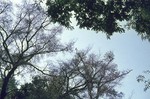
[46,0,150,40]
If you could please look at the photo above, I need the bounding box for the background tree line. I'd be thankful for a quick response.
[1,49,130,99]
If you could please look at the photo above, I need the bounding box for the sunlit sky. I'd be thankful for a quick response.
[10,0,150,99]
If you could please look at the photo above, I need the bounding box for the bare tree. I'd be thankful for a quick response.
[13,49,130,99]
[58,49,130,99]
[0,1,72,99]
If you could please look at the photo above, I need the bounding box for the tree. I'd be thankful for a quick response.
[46,0,150,40]
[12,50,130,99]
[0,1,72,99]
[58,49,130,99]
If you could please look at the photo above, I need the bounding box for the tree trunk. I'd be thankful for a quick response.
[0,67,17,99]
[0,77,9,99]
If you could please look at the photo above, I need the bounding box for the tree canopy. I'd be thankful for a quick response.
[13,50,130,99]
[46,0,150,40]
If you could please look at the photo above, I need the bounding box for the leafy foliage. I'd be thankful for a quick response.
[46,0,150,40]
[14,76,75,99]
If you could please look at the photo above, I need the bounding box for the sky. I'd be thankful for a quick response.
[9,0,150,99]
[61,26,150,99]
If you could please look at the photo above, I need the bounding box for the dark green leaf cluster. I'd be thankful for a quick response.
[46,0,150,40]
[14,76,75,99]
[128,0,150,40]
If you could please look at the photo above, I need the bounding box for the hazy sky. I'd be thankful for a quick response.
[61,26,150,99]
